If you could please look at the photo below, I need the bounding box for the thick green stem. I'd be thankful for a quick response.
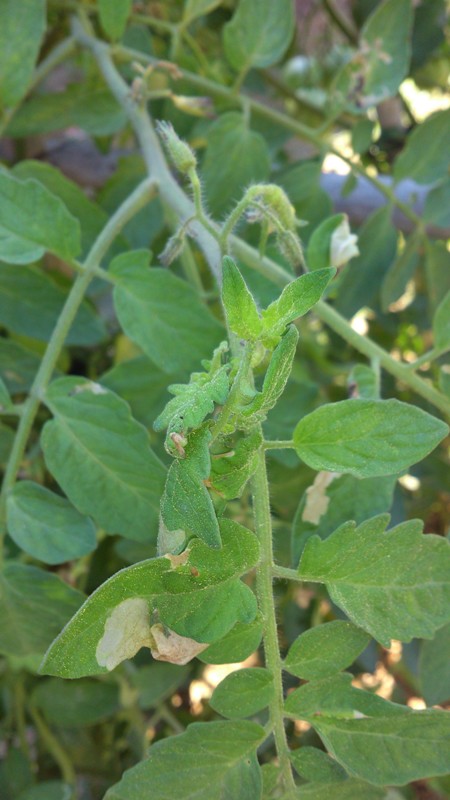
[251,444,295,792]
[0,179,158,557]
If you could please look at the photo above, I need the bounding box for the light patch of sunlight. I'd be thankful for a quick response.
[407,697,427,710]
[401,79,450,122]
[399,474,421,492]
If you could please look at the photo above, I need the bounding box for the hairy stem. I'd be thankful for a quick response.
[0,179,158,557]
[251,442,295,792]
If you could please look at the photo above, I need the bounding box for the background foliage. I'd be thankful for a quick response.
[0,1,449,799]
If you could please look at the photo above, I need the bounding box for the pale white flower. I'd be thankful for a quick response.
[330,217,359,268]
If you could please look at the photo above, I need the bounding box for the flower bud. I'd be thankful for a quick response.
[330,216,359,268]
[159,227,186,267]
[156,120,197,175]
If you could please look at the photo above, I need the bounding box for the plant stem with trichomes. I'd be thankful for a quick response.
[251,436,296,792]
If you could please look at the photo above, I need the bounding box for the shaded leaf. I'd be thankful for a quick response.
[7,482,97,565]
[433,290,450,350]
[211,430,262,499]
[289,747,348,783]
[419,621,450,706]
[199,615,263,664]
[202,113,270,217]
[111,251,223,373]
[0,264,106,345]
[32,678,120,727]
[0,0,46,108]
[223,0,294,71]
[99,0,132,40]
[394,108,450,184]
[0,564,84,658]
[0,172,80,261]
[360,0,413,103]
[42,377,166,542]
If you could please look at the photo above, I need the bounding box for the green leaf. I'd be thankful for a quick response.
[7,85,127,138]
[183,0,222,24]
[335,207,397,318]
[17,782,72,800]
[394,108,450,184]
[104,720,265,800]
[238,325,298,429]
[157,520,259,642]
[211,430,262,500]
[0,0,46,109]
[99,0,132,40]
[420,621,450,706]
[6,482,97,565]
[41,519,258,678]
[131,662,190,709]
[210,667,274,719]
[285,673,407,722]
[360,0,413,103]
[41,377,166,542]
[281,782,385,800]
[293,399,448,478]
[380,230,421,310]
[199,615,263,664]
[0,228,43,264]
[0,172,81,261]
[0,339,44,395]
[111,251,223,373]
[153,342,230,446]
[298,515,450,646]
[32,678,120,727]
[313,708,450,786]
[434,290,450,350]
[222,257,262,341]
[0,264,106,345]
[348,365,379,400]
[161,426,221,549]
[289,747,348,783]
[202,113,270,217]
[0,422,14,464]
[292,472,396,563]
[13,160,110,260]
[284,622,370,680]
[306,215,346,271]
[351,119,374,155]
[0,564,84,658]
[223,0,294,71]
[101,355,177,428]
[0,377,12,411]
[424,177,450,228]
[261,269,335,342]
